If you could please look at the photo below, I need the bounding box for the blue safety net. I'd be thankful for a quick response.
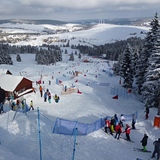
[53,111,138,135]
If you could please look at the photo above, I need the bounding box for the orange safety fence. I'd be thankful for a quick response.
[61,88,78,95]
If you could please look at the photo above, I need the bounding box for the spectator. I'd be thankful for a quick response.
[151,138,160,159]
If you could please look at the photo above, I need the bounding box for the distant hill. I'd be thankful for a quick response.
[70,17,153,26]
[0,19,67,25]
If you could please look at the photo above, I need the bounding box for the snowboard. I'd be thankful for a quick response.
[133,147,151,153]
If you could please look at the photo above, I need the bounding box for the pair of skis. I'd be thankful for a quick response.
[133,147,151,153]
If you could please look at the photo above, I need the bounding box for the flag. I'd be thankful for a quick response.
[112,95,118,99]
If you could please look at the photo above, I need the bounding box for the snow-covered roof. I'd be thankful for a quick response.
[0,74,23,92]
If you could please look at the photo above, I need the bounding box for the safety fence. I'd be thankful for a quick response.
[53,111,138,135]
[110,87,132,99]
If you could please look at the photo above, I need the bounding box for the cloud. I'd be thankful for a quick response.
[0,0,160,21]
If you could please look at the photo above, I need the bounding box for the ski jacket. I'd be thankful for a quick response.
[114,115,118,125]
[110,118,115,125]
[145,107,149,114]
[30,101,33,107]
[44,92,47,98]
[124,126,131,134]
[141,135,148,146]
[39,86,43,91]
[105,120,111,127]
[115,124,122,133]
[120,115,125,121]
[153,139,160,151]
[48,92,51,99]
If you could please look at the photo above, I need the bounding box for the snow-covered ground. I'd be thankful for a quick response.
[0,23,159,160]
[0,23,149,46]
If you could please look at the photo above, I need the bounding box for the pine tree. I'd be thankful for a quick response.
[69,53,74,61]
[120,43,133,88]
[135,13,159,96]
[141,13,160,107]
[78,53,81,59]
[16,54,21,62]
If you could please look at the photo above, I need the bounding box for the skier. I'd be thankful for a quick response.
[54,94,60,103]
[110,117,115,133]
[145,104,149,119]
[132,114,136,129]
[29,100,34,110]
[123,124,131,141]
[48,92,51,103]
[140,133,148,152]
[64,86,67,92]
[151,138,160,159]
[39,85,43,97]
[11,101,16,110]
[44,92,47,102]
[114,114,118,128]
[114,122,122,140]
[16,99,20,109]
[21,100,25,109]
[120,114,125,127]
[104,118,112,135]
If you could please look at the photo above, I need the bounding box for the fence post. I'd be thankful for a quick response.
[37,107,42,160]
[72,128,78,160]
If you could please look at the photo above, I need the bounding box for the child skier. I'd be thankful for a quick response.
[54,94,60,103]
[140,133,148,152]
[123,124,131,141]
[114,122,122,140]
[29,100,34,110]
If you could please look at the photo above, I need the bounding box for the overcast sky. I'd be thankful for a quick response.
[0,0,160,21]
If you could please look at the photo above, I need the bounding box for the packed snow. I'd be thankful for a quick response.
[0,23,159,160]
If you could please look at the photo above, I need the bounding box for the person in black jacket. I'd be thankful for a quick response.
[132,114,136,129]
[151,138,160,160]
[110,117,115,133]
[140,133,148,152]
[145,105,149,119]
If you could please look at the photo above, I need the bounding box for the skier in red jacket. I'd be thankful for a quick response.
[123,124,131,141]
[104,118,113,135]
[114,122,122,140]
